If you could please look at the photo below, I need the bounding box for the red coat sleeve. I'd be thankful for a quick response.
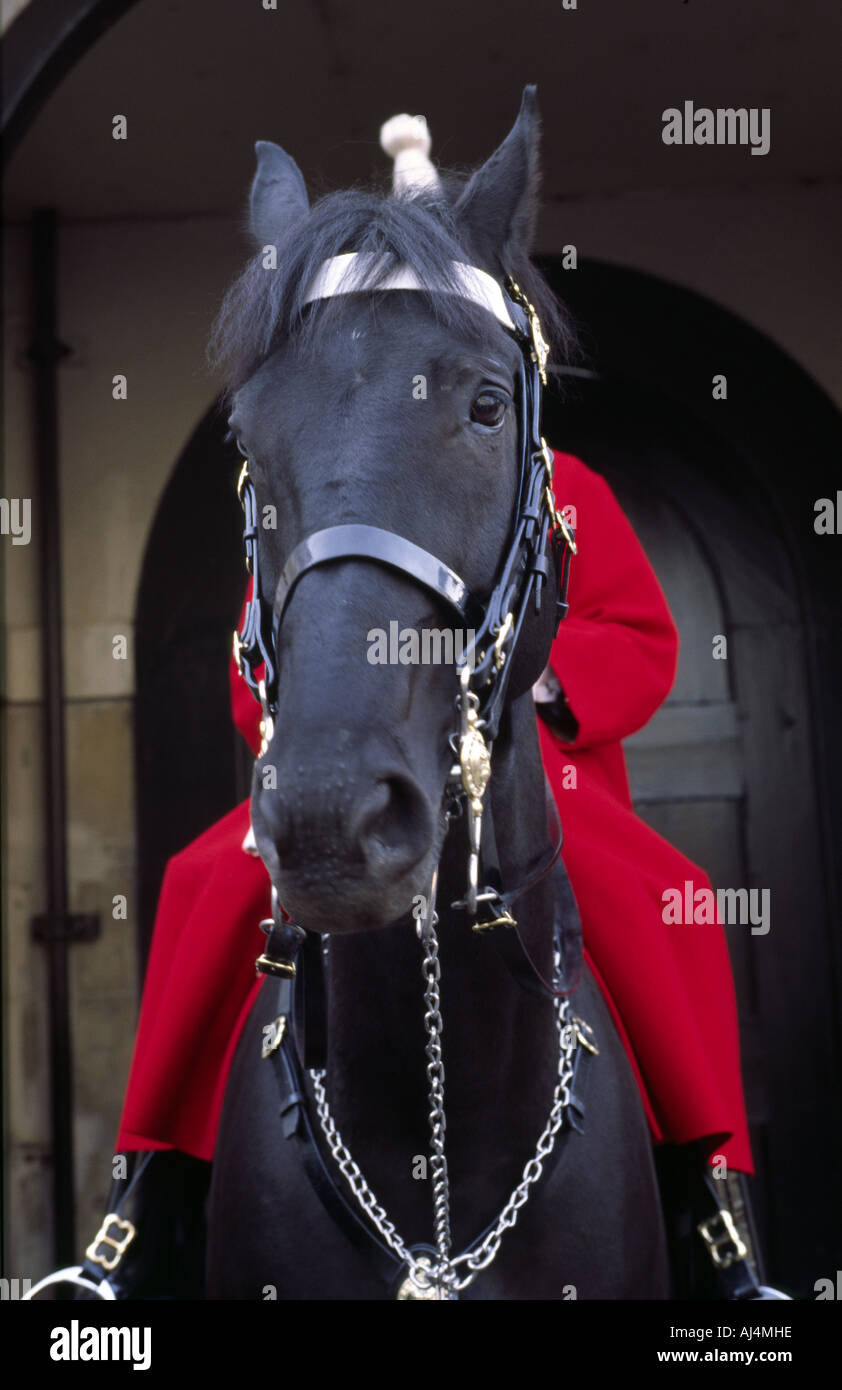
[548,452,679,750]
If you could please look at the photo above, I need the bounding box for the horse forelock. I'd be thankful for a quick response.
[209,177,576,399]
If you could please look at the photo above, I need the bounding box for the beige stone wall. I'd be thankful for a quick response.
[2,179,839,1279]
[539,182,842,411]
[1,0,34,33]
[2,216,237,1277]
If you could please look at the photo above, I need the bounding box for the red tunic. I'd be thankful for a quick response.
[116,451,753,1173]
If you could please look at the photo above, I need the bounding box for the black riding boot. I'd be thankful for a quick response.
[78,1150,211,1299]
[655,1142,789,1300]
[25,1150,212,1300]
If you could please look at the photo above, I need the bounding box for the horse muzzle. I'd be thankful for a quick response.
[250,743,441,934]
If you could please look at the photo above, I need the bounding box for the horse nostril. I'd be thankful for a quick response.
[353,775,432,879]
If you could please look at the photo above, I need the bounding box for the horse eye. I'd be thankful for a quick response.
[470,392,507,429]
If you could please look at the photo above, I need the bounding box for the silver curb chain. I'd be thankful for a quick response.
[418,876,455,1287]
[309,891,577,1299]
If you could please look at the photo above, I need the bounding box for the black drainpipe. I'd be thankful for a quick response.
[27,208,98,1267]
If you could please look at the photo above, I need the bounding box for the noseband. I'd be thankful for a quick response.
[233,267,577,936]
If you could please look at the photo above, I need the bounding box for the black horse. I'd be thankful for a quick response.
[205,90,670,1300]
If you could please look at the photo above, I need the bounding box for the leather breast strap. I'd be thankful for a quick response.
[271,1032,402,1287]
[265,969,594,1294]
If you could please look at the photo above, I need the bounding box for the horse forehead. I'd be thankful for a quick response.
[311,305,461,369]
[232,298,520,440]
[310,294,519,369]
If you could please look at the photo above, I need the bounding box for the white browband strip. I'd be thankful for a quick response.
[301,252,516,332]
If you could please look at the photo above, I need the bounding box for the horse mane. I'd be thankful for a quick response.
[209,174,580,399]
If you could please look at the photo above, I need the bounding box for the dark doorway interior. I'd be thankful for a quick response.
[134,408,251,966]
[134,260,842,1297]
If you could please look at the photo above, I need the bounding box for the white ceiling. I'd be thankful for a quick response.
[4,0,841,223]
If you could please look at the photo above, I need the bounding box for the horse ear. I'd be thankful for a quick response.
[249,140,309,247]
[454,86,540,271]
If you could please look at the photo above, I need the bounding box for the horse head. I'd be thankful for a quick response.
[215,87,571,937]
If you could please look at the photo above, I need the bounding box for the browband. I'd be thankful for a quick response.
[302,253,517,332]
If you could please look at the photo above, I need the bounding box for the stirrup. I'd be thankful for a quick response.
[23,1266,116,1301]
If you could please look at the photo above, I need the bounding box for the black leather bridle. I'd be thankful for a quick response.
[233,277,575,733]
[232,274,579,996]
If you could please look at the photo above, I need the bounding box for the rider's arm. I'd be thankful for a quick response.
[542,453,679,751]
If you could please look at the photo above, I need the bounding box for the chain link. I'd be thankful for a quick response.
[417,881,457,1293]
[310,913,577,1299]
[448,983,575,1291]
[309,1069,414,1268]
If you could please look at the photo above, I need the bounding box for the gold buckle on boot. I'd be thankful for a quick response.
[697,1209,747,1269]
[85,1213,136,1271]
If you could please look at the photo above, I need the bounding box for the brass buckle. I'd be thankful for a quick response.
[493,611,514,671]
[261,1015,287,1059]
[257,679,274,755]
[537,436,577,554]
[236,458,249,500]
[698,1208,748,1270]
[472,890,516,934]
[542,482,578,555]
[85,1214,136,1272]
[255,953,296,979]
[457,671,490,810]
[506,278,550,385]
[570,1014,600,1055]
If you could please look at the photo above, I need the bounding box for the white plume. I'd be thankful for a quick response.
[379,113,441,195]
